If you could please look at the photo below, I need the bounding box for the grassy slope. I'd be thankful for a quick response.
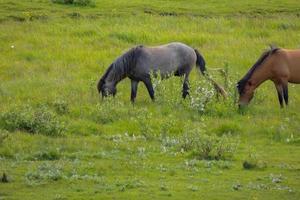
[0,0,300,199]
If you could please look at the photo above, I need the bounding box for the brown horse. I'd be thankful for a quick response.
[237,46,300,108]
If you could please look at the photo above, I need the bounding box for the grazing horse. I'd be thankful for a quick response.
[97,42,227,102]
[237,46,300,108]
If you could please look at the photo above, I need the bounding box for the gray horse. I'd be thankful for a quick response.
[97,42,226,102]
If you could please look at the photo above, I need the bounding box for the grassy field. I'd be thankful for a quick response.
[0,0,300,199]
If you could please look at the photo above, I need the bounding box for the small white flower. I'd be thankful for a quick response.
[11,45,15,49]
[132,134,136,141]
[161,146,167,153]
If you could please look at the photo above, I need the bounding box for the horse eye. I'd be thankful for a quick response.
[248,82,252,86]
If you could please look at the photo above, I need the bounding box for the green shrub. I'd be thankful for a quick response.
[0,132,11,159]
[93,100,125,124]
[0,105,65,136]
[150,72,181,106]
[135,109,157,140]
[0,130,9,145]
[190,80,215,113]
[52,99,69,115]
[25,163,63,185]
[179,131,238,160]
[193,134,237,160]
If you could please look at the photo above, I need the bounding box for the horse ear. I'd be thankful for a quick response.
[269,44,277,50]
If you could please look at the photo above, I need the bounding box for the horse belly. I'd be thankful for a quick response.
[288,66,300,83]
[139,55,177,75]
[287,56,300,83]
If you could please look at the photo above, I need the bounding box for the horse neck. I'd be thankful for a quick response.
[105,47,137,85]
[106,65,127,86]
[249,60,273,89]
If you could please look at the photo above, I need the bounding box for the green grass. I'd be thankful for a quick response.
[0,0,300,199]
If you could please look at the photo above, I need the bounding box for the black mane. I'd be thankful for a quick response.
[97,45,143,92]
[237,47,280,95]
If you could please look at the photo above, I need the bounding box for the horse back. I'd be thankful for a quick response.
[134,43,196,76]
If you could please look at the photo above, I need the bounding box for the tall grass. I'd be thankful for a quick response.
[0,1,300,199]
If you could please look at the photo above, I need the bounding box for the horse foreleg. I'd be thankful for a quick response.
[143,78,155,101]
[275,84,284,108]
[131,80,139,103]
[283,84,288,106]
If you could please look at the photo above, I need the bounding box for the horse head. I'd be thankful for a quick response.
[97,78,116,97]
[237,80,255,108]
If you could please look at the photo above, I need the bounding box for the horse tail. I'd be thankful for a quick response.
[194,49,206,75]
[194,49,227,99]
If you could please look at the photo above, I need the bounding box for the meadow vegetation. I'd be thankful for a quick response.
[0,0,300,199]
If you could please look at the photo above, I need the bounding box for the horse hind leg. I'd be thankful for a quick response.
[275,84,284,108]
[143,77,155,101]
[182,81,189,99]
[283,84,288,106]
[182,74,190,99]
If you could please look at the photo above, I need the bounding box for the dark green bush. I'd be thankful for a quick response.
[0,105,65,136]
[28,150,61,161]
[51,0,74,4]
[51,0,95,6]
[242,152,267,170]
[243,160,257,169]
